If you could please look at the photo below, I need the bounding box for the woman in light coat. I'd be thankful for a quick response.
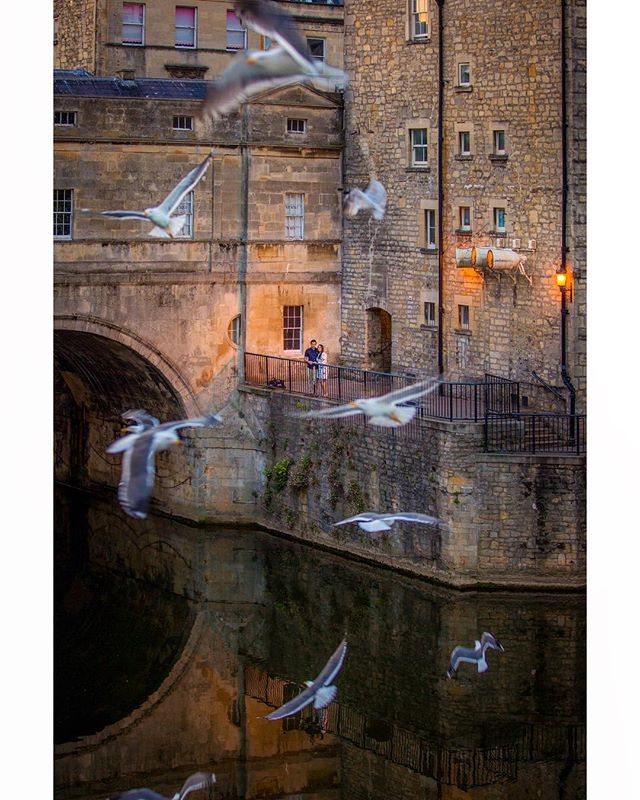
[316,344,328,396]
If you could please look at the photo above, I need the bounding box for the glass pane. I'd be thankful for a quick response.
[176,28,194,46]
[123,3,144,24]
[175,7,195,26]
[123,24,143,43]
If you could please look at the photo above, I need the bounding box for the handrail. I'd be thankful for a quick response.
[530,371,566,403]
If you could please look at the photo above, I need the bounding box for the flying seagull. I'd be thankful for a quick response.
[343,179,387,221]
[297,376,442,428]
[334,512,441,533]
[86,155,212,238]
[121,408,160,433]
[447,632,505,678]
[234,0,315,72]
[110,771,216,800]
[200,46,347,120]
[106,413,222,519]
[265,638,347,720]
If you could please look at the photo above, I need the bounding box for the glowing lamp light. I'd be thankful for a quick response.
[556,270,567,288]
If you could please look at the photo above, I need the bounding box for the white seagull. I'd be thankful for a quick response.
[89,154,211,238]
[343,178,387,221]
[447,632,505,678]
[200,46,346,120]
[110,771,216,800]
[265,638,347,721]
[120,408,160,433]
[298,376,442,428]
[106,413,222,519]
[334,512,441,533]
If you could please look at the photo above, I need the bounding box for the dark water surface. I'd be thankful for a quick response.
[55,485,585,799]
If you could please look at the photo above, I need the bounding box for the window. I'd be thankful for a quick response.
[228,315,241,345]
[410,0,429,39]
[493,129,506,155]
[493,207,506,233]
[175,6,196,48]
[458,130,470,156]
[458,304,470,329]
[287,118,306,134]
[458,62,471,86]
[410,128,428,165]
[54,189,74,239]
[174,191,194,237]
[283,306,303,351]
[285,193,304,239]
[459,206,471,231]
[172,115,193,130]
[54,16,59,44]
[226,10,246,50]
[261,35,273,50]
[307,38,326,62]
[54,111,77,126]
[122,3,145,45]
[425,208,436,249]
[424,301,436,326]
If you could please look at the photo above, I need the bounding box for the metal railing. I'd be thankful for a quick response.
[485,412,586,454]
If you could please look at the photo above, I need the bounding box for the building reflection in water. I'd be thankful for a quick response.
[54,486,585,800]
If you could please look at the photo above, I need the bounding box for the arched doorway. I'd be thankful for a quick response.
[365,307,392,372]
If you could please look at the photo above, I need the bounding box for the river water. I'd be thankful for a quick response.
[55,485,585,799]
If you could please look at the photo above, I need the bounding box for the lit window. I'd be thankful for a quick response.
[410,128,428,165]
[458,130,470,156]
[458,304,470,329]
[261,35,273,50]
[458,62,471,86]
[409,0,429,39]
[425,208,436,249]
[175,6,196,48]
[424,301,436,326]
[174,191,194,238]
[226,10,246,50]
[459,206,471,231]
[287,118,306,134]
[307,37,326,62]
[172,115,193,130]
[285,193,304,240]
[283,306,303,352]
[494,207,506,232]
[54,110,77,126]
[493,129,506,155]
[54,189,74,239]
[228,315,241,345]
[122,3,145,45]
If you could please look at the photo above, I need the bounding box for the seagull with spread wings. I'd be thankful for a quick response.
[343,178,387,221]
[85,155,211,238]
[110,771,216,800]
[106,412,222,519]
[234,0,315,71]
[298,376,442,428]
[447,633,505,678]
[265,638,347,720]
[334,512,441,533]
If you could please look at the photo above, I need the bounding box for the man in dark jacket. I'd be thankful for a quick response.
[304,339,319,394]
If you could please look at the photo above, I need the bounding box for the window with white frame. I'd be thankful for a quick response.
[287,118,306,134]
[493,129,506,155]
[458,130,470,156]
[306,37,326,62]
[283,305,303,351]
[409,0,429,39]
[54,110,77,126]
[228,315,241,345]
[458,304,470,329]
[226,10,246,50]
[54,189,74,239]
[172,115,193,130]
[424,301,436,326]
[174,191,194,237]
[493,207,506,232]
[458,62,471,86]
[175,6,196,48]
[410,128,428,166]
[459,206,471,231]
[122,3,145,45]
[425,208,436,249]
[285,193,304,239]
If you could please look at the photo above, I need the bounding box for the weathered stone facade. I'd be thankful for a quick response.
[54,0,97,72]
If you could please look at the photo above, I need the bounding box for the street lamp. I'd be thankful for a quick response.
[555,267,576,441]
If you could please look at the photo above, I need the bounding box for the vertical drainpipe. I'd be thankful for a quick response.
[238,105,249,384]
[436,1,445,377]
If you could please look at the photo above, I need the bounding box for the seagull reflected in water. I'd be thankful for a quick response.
[110,771,216,800]
[447,632,505,678]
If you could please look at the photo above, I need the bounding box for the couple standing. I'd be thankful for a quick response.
[303,339,328,396]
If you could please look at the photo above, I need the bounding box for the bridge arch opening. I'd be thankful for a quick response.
[365,307,392,372]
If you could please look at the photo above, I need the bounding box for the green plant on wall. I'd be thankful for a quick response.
[346,480,369,514]
[272,457,293,492]
[290,456,313,491]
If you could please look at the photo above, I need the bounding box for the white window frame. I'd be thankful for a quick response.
[174,191,194,238]
[424,301,436,326]
[493,129,506,155]
[283,305,304,352]
[425,208,436,250]
[287,118,307,134]
[228,315,241,346]
[410,128,428,166]
[175,6,197,49]
[458,304,470,330]
[458,62,471,86]
[172,115,193,130]
[458,130,471,156]
[493,207,506,233]
[306,37,326,62]
[409,0,430,40]
[54,189,74,240]
[122,3,145,46]
[284,193,304,240]
[226,10,247,51]
[54,110,77,127]
[459,206,471,231]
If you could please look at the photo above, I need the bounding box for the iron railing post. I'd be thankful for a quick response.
[288,359,292,392]
[531,415,536,454]
[449,384,454,421]
[337,366,342,402]
[265,355,269,385]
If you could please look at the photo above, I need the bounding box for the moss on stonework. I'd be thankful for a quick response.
[346,480,369,514]
[290,456,313,491]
